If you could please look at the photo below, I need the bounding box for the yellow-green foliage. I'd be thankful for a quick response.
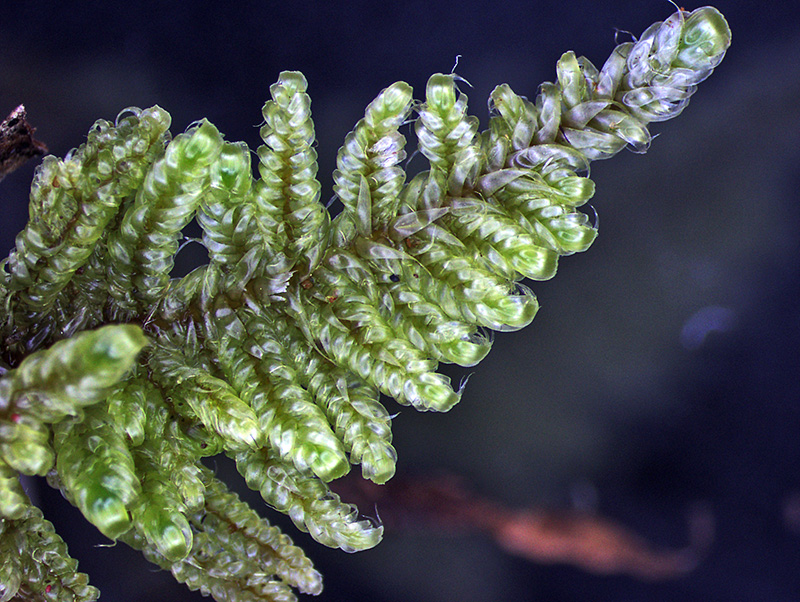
[0,7,729,601]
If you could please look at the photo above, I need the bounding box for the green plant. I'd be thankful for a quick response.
[0,6,730,601]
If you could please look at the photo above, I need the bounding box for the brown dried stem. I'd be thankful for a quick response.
[0,105,47,183]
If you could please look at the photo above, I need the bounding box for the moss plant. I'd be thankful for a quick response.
[0,7,730,601]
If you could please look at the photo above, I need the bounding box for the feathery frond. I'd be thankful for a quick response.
[0,7,730,600]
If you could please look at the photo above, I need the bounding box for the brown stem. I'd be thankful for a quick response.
[0,105,47,183]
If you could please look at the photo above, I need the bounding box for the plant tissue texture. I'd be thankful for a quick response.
[0,7,730,602]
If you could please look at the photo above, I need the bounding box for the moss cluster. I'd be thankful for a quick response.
[0,7,729,601]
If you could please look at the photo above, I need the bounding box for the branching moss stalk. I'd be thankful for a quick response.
[0,8,730,601]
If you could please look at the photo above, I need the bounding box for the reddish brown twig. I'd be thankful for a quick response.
[488,503,713,579]
[333,473,713,580]
[0,105,47,182]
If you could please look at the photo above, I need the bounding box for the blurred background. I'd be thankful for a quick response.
[2,1,799,600]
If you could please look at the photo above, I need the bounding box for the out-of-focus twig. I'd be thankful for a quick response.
[333,473,714,580]
[0,105,47,182]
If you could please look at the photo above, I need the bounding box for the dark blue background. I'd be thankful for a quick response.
[2,2,800,601]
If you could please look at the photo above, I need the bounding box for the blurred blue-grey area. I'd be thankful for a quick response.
[2,1,800,600]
